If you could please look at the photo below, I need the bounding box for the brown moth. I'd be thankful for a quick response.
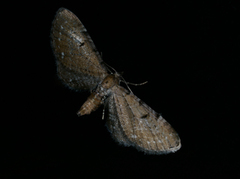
[51,8,181,154]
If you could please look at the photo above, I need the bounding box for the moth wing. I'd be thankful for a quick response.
[51,8,108,91]
[106,86,181,154]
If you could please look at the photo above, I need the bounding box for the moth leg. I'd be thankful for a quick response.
[101,95,111,120]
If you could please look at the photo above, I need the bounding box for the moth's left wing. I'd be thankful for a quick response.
[51,8,108,91]
[106,86,181,154]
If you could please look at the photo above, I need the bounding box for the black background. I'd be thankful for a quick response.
[4,1,240,178]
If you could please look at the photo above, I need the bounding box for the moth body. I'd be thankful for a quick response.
[78,74,120,116]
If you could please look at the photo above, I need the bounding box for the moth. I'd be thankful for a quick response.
[51,8,181,154]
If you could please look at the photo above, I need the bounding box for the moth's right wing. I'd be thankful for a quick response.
[51,8,108,91]
[106,86,181,154]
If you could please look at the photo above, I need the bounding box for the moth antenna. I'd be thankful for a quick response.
[119,77,134,94]
[103,61,116,74]
[120,76,148,94]
[125,81,148,86]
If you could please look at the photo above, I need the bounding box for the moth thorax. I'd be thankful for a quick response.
[100,74,120,89]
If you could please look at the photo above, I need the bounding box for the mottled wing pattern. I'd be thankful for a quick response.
[51,8,108,91]
[106,86,181,154]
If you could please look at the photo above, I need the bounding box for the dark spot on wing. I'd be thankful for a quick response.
[79,42,85,47]
[156,113,161,119]
[139,100,144,105]
[141,113,149,119]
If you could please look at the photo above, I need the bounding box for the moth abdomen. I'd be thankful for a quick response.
[77,92,102,116]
